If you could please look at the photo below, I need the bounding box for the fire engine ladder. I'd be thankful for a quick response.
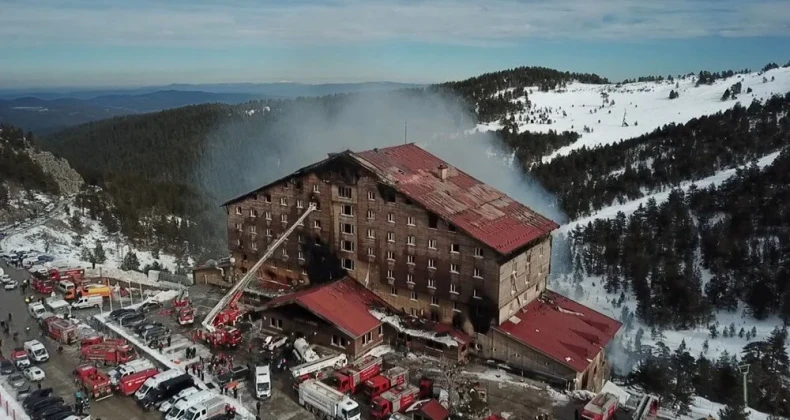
[201,202,317,333]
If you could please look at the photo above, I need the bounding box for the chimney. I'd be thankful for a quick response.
[437,164,449,181]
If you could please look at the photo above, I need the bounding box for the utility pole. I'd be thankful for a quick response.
[404,121,408,144]
[738,364,750,406]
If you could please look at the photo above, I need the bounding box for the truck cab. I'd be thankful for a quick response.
[255,365,271,399]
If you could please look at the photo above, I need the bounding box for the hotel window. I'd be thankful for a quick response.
[387,232,395,243]
[235,207,242,215]
[342,258,355,271]
[407,235,415,246]
[269,318,282,329]
[367,191,376,200]
[450,263,459,273]
[410,291,417,301]
[406,274,414,284]
[450,243,460,253]
[251,242,258,250]
[265,228,272,237]
[338,186,352,199]
[282,248,288,258]
[367,247,374,257]
[387,213,395,223]
[390,287,397,296]
[407,255,415,265]
[313,220,321,229]
[341,240,355,252]
[473,289,480,298]
[296,199,303,209]
[280,197,287,206]
[331,335,347,347]
[450,283,458,294]
[297,234,304,243]
[453,301,460,312]
[280,214,287,223]
[448,223,457,232]
[428,214,438,229]
[427,258,436,269]
[387,270,394,279]
[298,251,304,260]
[367,210,375,220]
[427,278,435,288]
[340,223,355,235]
[312,184,319,193]
[341,205,354,217]
[474,247,483,258]
[431,296,439,306]
[264,194,272,203]
[249,225,257,234]
[427,239,437,249]
[363,332,373,345]
[249,209,257,218]
[264,211,271,220]
[234,223,242,230]
[367,229,375,239]
[473,268,482,278]
[407,216,415,226]
[387,251,395,261]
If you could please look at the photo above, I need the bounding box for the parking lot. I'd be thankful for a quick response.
[0,260,159,420]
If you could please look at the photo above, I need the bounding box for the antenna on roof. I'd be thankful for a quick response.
[404,121,408,144]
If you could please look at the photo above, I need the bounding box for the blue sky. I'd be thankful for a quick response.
[1,0,788,88]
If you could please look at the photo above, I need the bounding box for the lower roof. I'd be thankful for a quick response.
[495,291,622,372]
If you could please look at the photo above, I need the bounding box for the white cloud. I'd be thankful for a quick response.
[1,0,789,47]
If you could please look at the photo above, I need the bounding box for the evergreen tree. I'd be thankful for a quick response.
[93,240,107,264]
[120,251,140,271]
[719,400,749,420]
[69,212,83,233]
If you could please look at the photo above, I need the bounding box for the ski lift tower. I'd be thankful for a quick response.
[738,364,750,406]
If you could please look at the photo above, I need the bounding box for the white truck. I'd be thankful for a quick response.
[159,386,199,413]
[293,338,319,363]
[164,390,217,420]
[28,302,47,319]
[298,379,361,420]
[45,297,71,316]
[109,358,156,385]
[255,365,272,399]
[181,396,226,420]
[24,340,49,363]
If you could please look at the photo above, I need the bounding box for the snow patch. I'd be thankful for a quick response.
[369,309,459,347]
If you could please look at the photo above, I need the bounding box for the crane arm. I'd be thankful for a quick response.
[202,202,317,332]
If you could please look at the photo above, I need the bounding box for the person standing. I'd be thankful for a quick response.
[256,401,261,416]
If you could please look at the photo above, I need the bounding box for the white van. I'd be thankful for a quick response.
[255,365,271,399]
[24,340,49,363]
[159,386,199,413]
[28,302,47,319]
[164,390,217,420]
[57,280,75,294]
[109,358,156,385]
[72,295,103,309]
[134,369,183,401]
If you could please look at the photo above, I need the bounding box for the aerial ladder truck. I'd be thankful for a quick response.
[198,203,318,347]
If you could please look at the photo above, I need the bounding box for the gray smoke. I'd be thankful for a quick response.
[197,89,566,227]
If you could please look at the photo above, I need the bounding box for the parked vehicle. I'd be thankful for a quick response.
[25,396,64,414]
[370,385,420,420]
[159,386,199,413]
[71,295,103,309]
[175,306,194,326]
[108,358,156,386]
[216,365,249,387]
[298,379,361,420]
[325,355,382,394]
[138,373,194,411]
[120,312,146,328]
[134,369,183,401]
[43,317,77,344]
[12,347,31,369]
[8,372,27,387]
[31,277,54,294]
[72,364,113,401]
[137,301,162,314]
[255,365,272,399]
[362,366,409,401]
[24,366,46,382]
[108,308,136,322]
[5,279,19,289]
[24,340,50,363]
[116,368,159,396]
[291,353,348,390]
[1,358,16,374]
[164,390,216,420]
[28,302,47,319]
[141,325,171,343]
[23,388,54,407]
[181,396,227,420]
[80,339,137,365]
[134,321,164,335]
[30,403,69,420]
[581,392,620,420]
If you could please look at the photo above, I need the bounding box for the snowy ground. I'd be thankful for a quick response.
[477,66,790,163]
[0,197,183,288]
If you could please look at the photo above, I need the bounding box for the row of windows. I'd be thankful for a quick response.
[391,288,472,311]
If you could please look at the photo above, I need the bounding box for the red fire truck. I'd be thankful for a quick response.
[582,393,620,420]
[81,340,137,365]
[370,384,420,419]
[44,317,77,344]
[325,355,382,394]
[115,368,159,396]
[362,366,409,401]
[73,364,113,401]
[49,267,85,282]
[31,276,54,294]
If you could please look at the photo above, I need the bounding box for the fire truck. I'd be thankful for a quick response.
[324,355,383,394]
[31,276,54,294]
[582,393,620,420]
[116,368,160,396]
[81,339,137,365]
[291,353,349,390]
[44,317,78,344]
[198,203,317,347]
[48,267,86,282]
[370,384,420,419]
[362,366,409,401]
[73,364,113,401]
[175,306,195,326]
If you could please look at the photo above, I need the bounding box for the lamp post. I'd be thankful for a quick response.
[738,364,750,406]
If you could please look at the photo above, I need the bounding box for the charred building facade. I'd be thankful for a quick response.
[223,143,620,391]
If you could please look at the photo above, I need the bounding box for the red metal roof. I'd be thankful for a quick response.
[495,291,622,372]
[262,277,384,338]
[417,400,450,420]
[352,144,558,255]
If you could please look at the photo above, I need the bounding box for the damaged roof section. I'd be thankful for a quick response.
[258,277,385,338]
[351,144,559,255]
[495,290,622,372]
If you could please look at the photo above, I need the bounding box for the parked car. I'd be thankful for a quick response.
[24,366,46,382]
[4,279,18,290]
[17,383,33,401]
[23,388,54,407]
[8,372,27,387]
[137,301,162,314]
[31,403,69,420]
[120,313,146,328]
[0,358,16,374]
[108,309,136,322]
[134,322,164,335]
[216,365,250,386]
[0,274,11,283]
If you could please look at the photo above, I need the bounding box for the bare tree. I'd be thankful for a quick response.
[438,356,463,413]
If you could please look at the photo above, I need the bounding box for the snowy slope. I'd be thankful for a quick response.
[477,66,790,162]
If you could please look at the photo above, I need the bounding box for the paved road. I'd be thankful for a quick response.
[0,260,158,420]
[0,195,71,244]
